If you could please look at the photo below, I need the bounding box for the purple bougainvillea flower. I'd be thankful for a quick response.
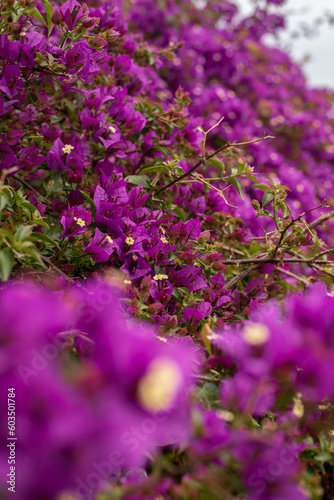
[84,228,116,262]
[183,302,212,324]
[60,205,92,238]
[0,282,199,500]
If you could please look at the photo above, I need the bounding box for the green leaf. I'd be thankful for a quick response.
[40,0,54,35]
[262,191,275,207]
[162,52,175,62]
[173,207,186,222]
[35,51,48,66]
[236,157,247,174]
[79,190,95,212]
[154,146,169,160]
[24,93,38,107]
[24,7,47,26]
[0,193,9,212]
[16,225,33,242]
[140,165,169,175]
[196,382,219,408]
[243,173,258,182]
[225,176,244,199]
[249,244,263,255]
[252,183,271,191]
[0,250,14,281]
[30,232,60,249]
[18,201,39,214]
[21,246,45,266]
[178,287,191,298]
[153,102,164,113]
[125,175,150,188]
[172,289,183,303]
[208,157,225,173]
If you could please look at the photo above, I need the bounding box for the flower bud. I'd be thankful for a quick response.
[103,28,121,42]
[197,230,211,244]
[163,315,178,331]
[147,302,164,315]
[82,3,89,14]
[212,261,226,272]
[251,199,261,210]
[82,16,99,29]
[8,22,21,33]
[51,9,65,26]
[88,35,106,48]
[25,0,38,7]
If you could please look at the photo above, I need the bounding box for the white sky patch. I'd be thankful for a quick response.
[236,0,334,89]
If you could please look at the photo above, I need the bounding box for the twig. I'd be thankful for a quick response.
[221,245,245,257]
[191,173,237,208]
[155,134,274,195]
[276,266,311,286]
[272,201,327,258]
[311,263,334,279]
[13,174,51,206]
[224,252,333,290]
[311,247,334,262]
[307,210,334,231]
[40,255,72,280]
[194,374,220,384]
[222,257,332,265]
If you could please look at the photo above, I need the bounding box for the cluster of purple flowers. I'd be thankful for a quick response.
[0,282,199,499]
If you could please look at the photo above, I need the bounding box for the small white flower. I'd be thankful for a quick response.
[125,236,135,246]
[109,125,116,133]
[106,235,113,244]
[124,279,131,285]
[160,236,168,244]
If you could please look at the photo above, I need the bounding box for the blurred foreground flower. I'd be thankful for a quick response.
[0,281,199,500]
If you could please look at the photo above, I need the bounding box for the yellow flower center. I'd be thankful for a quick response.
[123,279,131,285]
[153,274,168,281]
[160,236,168,244]
[62,144,74,154]
[292,393,304,418]
[106,235,113,244]
[109,125,116,133]
[73,217,85,227]
[218,410,234,422]
[243,323,269,346]
[137,358,182,411]
[125,237,135,246]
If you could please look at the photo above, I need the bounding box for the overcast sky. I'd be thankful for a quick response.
[237,0,334,90]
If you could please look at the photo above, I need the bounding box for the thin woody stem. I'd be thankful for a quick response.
[272,201,327,258]
[276,266,312,286]
[155,134,274,195]
[222,257,332,265]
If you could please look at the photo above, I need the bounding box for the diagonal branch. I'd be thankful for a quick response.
[155,134,274,195]
[272,201,327,258]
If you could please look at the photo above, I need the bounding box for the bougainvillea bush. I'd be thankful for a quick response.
[1,0,334,498]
